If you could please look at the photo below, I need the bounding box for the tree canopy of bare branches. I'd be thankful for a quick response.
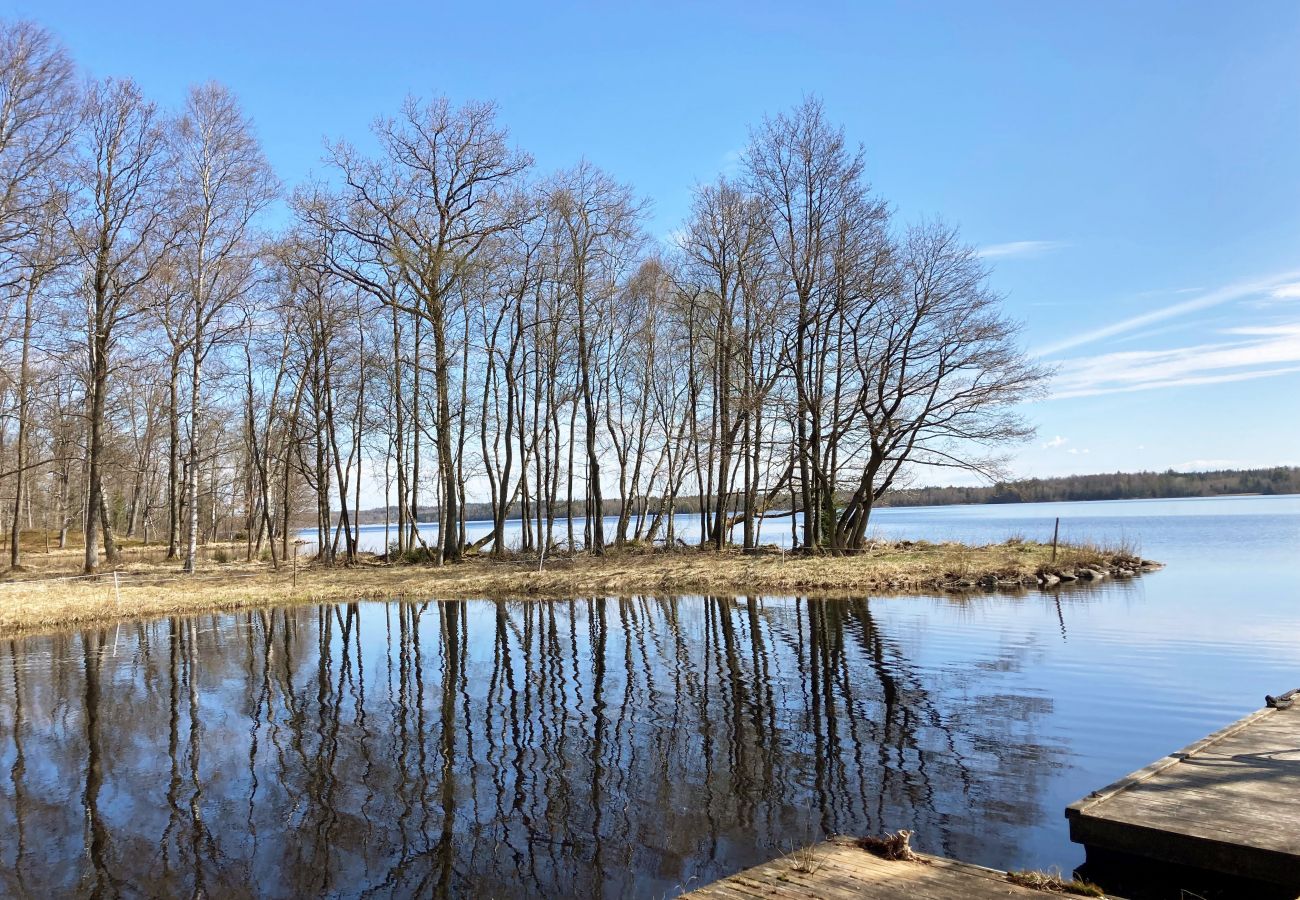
[0,21,1047,573]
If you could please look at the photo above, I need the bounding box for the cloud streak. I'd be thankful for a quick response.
[1048,323,1300,399]
[977,240,1065,259]
[1037,271,1300,357]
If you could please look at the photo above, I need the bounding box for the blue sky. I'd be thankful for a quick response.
[9,0,1299,482]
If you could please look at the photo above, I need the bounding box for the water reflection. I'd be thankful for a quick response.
[0,596,1071,898]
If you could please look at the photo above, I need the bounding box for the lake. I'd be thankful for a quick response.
[3,495,1298,897]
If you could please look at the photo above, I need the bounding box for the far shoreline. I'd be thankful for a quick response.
[0,539,1160,641]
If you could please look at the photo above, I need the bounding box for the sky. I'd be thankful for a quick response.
[7,0,1300,485]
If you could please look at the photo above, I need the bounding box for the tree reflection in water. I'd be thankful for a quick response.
[0,596,1064,898]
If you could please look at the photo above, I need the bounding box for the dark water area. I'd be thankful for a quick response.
[4,495,1299,898]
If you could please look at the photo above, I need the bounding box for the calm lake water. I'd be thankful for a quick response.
[4,495,1299,897]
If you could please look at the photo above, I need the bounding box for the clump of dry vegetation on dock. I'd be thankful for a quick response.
[0,535,1160,639]
[1005,869,1105,897]
[857,830,921,861]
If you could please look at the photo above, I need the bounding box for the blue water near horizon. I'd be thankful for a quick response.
[306,492,1297,562]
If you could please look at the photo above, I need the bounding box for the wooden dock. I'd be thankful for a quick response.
[1067,690,1300,896]
[682,836,1100,899]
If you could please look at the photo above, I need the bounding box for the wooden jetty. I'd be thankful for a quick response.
[682,835,1102,899]
[1067,690,1300,896]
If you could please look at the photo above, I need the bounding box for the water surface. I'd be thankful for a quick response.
[3,495,1298,897]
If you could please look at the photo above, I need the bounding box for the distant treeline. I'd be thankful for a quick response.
[877,467,1300,507]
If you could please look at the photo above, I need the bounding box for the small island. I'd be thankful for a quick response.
[0,536,1158,638]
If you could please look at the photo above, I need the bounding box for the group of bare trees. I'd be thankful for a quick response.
[0,19,1047,575]
[0,22,275,574]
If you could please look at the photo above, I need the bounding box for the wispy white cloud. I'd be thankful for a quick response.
[1271,282,1300,300]
[977,240,1065,260]
[1220,322,1300,337]
[1040,435,1068,449]
[1134,286,1204,298]
[1067,447,1090,455]
[1048,323,1300,399]
[1037,271,1300,358]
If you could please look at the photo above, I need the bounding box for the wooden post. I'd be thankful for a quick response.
[1051,517,1060,562]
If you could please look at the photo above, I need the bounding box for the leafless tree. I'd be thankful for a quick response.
[309,96,530,563]
[0,20,76,567]
[171,82,277,573]
[0,20,76,285]
[545,162,645,554]
[68,77,174,573]
[744,96,892,551]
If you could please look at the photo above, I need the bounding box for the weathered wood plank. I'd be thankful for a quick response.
[683,837,1095,899]
[1067,696,1300,889]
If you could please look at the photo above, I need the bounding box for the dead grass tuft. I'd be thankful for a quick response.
[1006,868,1106,897]
[857,829,919,861]
[783,843,824,875]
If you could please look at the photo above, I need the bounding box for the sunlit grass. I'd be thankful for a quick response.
[1006,868,1105,897]
[0,533,1157,638]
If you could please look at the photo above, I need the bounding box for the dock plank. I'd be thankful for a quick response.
[1067,696,1300,890]
[683,837,1093,899]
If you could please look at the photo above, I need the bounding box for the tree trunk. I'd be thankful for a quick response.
[83,327,108,574]
[9,276,36,568]
[166,350,181,559]
[183,340,202,574]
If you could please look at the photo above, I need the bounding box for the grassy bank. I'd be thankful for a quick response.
[0,538,1159,639]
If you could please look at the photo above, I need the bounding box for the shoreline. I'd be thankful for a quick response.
[0,540,1160,640]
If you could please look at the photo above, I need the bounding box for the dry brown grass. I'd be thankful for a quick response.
[1006,868,1106,897]
[782,842,825,875]
[857,830,921,862]
[0,537,1157,639]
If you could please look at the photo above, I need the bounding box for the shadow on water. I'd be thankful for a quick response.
[0,593,1098,898]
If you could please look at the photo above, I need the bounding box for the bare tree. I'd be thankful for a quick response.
[0,20,76,568]
[829,221,1049,547]
[546,162,644,555]
[69,77,173,573]
[171,82,276,573]
[311,96,530,563]
[7,193,71,567]
[744,96,891,551]
[0,20,76,283]
[678,177,773,549]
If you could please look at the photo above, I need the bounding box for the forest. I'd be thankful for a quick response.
[0,20,1047,575]
[878,466,1300,507]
